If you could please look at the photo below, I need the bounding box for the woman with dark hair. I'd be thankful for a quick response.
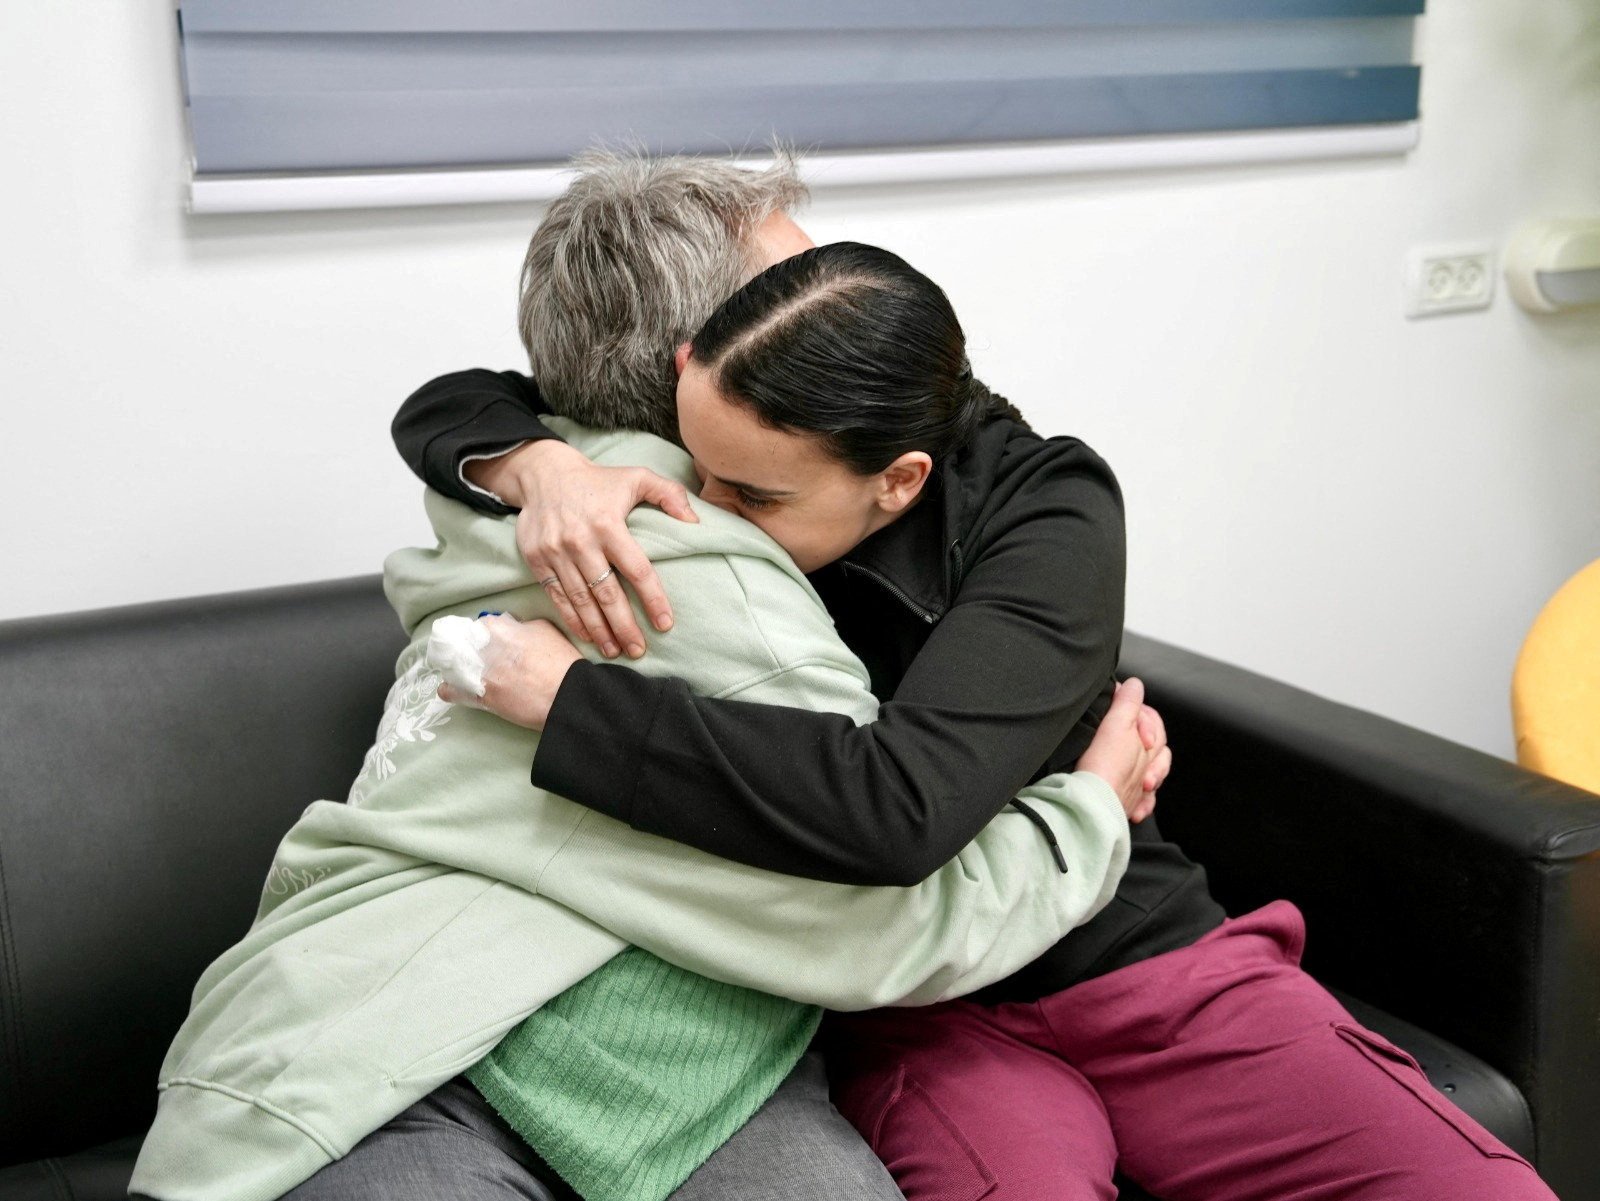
[399,242,1553,1201]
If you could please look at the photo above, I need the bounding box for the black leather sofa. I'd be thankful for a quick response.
[1,576,1596,1200]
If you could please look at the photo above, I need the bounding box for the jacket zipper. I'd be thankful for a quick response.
[841,561,938,624]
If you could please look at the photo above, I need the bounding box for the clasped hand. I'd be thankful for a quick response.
[1078,677,1170,824]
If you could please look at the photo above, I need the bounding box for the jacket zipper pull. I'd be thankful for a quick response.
[1008,799,1070,874]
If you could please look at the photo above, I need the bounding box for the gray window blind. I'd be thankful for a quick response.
[178,0,1423,177]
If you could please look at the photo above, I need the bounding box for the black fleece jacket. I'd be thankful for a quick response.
[392,369,1224,999]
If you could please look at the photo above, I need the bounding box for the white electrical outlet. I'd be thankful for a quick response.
[1404,245,1495,318]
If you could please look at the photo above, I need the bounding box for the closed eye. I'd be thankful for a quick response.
[736,489,776,511]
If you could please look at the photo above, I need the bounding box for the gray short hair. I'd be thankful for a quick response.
[519,148,808,441]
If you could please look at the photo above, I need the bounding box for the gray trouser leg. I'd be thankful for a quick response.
[670,1051,905,1201]
[257,1050,899,1201]
[276,1077,577,1201]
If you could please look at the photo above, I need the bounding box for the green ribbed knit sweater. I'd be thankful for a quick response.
[468,949,820,1201]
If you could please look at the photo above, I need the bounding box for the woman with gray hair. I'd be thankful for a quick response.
[130,148,1164,1201]
[123,150,1159,1201]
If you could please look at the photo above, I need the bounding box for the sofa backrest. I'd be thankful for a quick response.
[0,577,405,1167]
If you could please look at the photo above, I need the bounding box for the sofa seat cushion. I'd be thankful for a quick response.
[0,1136,141,1201]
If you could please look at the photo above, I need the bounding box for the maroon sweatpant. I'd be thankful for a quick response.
[825,902,1556,1201]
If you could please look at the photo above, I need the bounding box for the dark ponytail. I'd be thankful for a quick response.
[968,377,1030,431]
[690,242,1029,476]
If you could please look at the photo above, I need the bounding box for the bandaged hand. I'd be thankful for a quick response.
[429,613,582,731]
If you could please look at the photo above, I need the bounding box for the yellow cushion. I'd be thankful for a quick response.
[1513,558,1600,793]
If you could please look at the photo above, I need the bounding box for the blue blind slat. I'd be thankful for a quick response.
[184,21,1416,95]
[181,0,1426,35]
[190,68,1422,175]
[178,2,1423,178]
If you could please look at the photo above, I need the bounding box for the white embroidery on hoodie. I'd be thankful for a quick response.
[346,660,453,809]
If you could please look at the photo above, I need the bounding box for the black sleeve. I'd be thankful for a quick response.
[531,444,1126,887]
[391,368,562,515]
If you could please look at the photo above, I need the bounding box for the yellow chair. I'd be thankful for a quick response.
[1513,558,1600,793]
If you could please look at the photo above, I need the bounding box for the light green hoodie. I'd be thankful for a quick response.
[129,419,1129,1201]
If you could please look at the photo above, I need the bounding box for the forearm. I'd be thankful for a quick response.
[393,368,560,512]
[461,439,586,511]
[533,664,1034,886]
[535,768,1128,1009]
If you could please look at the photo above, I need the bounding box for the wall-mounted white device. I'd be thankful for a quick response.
[1505,220,1600,314]
[1403,244,1495,318]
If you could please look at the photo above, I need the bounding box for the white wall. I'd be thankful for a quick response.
[3,2,1598,759]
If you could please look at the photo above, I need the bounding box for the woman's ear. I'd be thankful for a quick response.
[673,342,693,378]
[877,452,934,514]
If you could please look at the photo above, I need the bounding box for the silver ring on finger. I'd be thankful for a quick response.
[539,575,561,589]
[588,566,615,590]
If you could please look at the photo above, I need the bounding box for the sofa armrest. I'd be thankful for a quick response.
[1120,632,1600,1196]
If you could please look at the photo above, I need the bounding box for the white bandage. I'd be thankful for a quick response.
[426,615,494,699]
